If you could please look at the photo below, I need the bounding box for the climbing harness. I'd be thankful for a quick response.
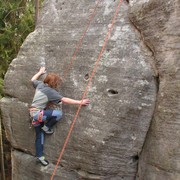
[29,0,101,126]
[50,0,123,179]
[29,108,44,125]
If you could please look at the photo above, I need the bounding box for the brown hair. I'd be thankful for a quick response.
[43,73,62,88]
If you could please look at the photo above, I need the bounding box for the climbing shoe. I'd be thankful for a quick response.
[41,125,54,135]
[38,156,49,166]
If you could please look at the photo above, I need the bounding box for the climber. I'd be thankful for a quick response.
[29,67,90,166]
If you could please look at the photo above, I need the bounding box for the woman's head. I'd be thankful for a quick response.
[43,73,62,88]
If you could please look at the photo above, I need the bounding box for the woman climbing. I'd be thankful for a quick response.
[29,67,90,166]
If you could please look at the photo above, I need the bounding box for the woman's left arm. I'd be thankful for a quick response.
[31,67,46,81]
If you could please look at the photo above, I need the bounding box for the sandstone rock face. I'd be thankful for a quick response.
[0,0,168,179]
[129,0,180,179]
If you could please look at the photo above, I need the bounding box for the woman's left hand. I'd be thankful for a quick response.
[39,67,46,74]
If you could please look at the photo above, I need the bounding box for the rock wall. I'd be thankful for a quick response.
[0,0,179,179]
[129,0,180,179]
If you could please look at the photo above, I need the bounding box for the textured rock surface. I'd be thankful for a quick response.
[0,0,161,179]
[129,0,180,179]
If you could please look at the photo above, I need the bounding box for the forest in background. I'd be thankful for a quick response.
[0,1,43,179]
[0,0,43,98]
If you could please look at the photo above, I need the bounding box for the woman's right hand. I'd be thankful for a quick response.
[81,99,90,106]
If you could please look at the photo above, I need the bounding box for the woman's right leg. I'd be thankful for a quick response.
[45,109,63,128]
[41,109,63,134]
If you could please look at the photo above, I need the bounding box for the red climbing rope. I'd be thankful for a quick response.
[46,1,101,111]
[62,0,102,81]
[50,0,123,179]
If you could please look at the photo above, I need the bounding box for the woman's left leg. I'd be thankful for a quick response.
[34,124,49,166]
[34,124,44,158]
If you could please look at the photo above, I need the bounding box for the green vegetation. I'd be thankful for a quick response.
[0,1,43,179]
[0,0,41,98]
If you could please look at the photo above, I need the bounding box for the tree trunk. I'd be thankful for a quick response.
[0,118,5,180]
[35,0,39,27]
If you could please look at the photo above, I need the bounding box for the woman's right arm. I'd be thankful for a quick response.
[61,97,90,106]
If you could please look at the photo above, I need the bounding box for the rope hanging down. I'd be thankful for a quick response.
[45,0,100,110]
[50,0,123,179]
[62,0,102,81]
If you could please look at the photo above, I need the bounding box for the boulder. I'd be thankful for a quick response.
[129,0,180,179]
[1,0,158,179]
